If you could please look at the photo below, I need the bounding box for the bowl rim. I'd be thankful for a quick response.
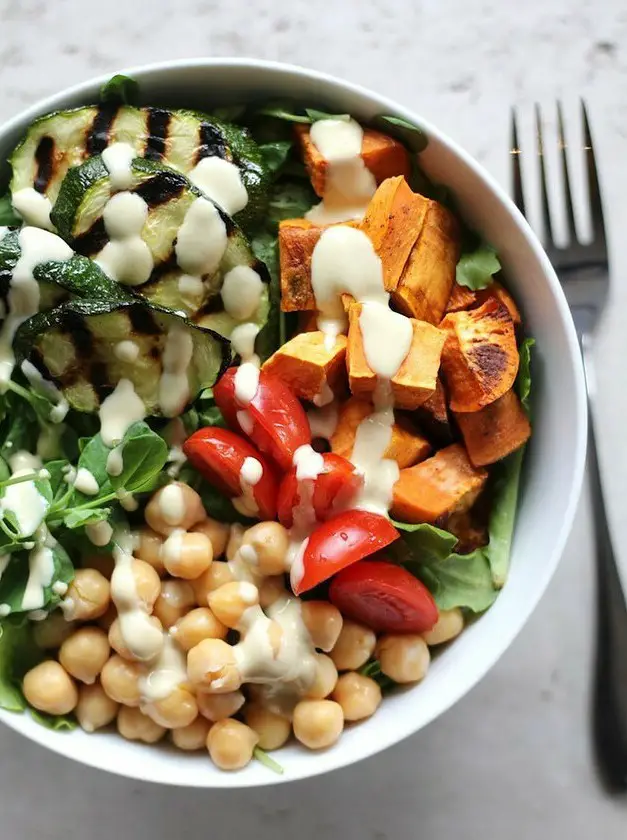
[0,56,587,788]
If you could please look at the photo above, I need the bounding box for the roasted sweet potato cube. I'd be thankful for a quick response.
[391,444,488,523]
[446,281,521,326]
[454,388,531,466]
[346,304,446,409]
[360,176,429,291]
[279,219,320,312]
[414,377,453,444]
[330,396,431,468]
[392,201,461,324]
[440,298,519,412]
[295,125,410,198]
[262,331,347,403]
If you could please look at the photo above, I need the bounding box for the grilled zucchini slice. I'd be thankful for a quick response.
[50,156,271,340]
[14,298,231,415]
[9,105,269,232]
[0,228,129,319]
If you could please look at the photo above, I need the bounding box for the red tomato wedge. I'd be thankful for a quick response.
[292,510,399,595]
[213,368,311,471]
[329,560,438,633]
[277,453,363,528]
[183,427,279,520]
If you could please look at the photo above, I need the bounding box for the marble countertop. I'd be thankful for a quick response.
[1,0,627,837]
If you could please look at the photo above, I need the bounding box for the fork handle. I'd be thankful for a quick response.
[583,337,627,790]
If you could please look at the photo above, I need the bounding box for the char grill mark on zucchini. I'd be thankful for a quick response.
[145,108,172,161]
[73,219,108,257]
[14,298,231,414]
[197,121,229,162]
[10,105,270,231]
[128,304,161,335]
[86,104,120,156]
[34,136,55,193]
[133,170,188,208]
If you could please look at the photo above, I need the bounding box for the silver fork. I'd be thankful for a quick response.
[511,103,627,792]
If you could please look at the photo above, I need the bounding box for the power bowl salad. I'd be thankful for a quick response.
[0,75,532,773]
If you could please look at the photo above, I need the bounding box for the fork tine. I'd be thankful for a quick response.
[581,100,607,245]
[557,102,578,243]
[535,105,555,247]
[510,109,526,215]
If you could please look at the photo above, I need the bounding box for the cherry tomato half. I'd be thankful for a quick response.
[329,560,438,634]
[292,510,399,595]
[277,453,363,529]
[183,427,279,520]
[213,368,311,471]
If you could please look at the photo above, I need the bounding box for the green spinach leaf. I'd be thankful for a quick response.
[198,482,255,525]
[0,618,41,712]
[63,507,111,530]
[304,108,350,123]
[417,548,498,612]
[376,115,428,152]
[391,521,458,565]
[0,542,74,615]
[109,421,168,493]
[0,193,20,226]
[258,141,292,175]
[100,74,140,106]
[358,659,397,693]
[456,244,501,290]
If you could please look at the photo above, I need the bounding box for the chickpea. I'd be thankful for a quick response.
[61,568,110,621]
[76,681,119,732]
[192,518,230,559]
[59,627,110,684]
[111,559,161,613]
[207,719,258,771]
[293,700,344,750]
[135,528,165,577]
[240,521,289,576]
[23,660,78,715]
[191,561,234,607]
[144,686,198,729]
[117,706,165,744]
[81,553,115,579]
[422,608,464,646]
[172,608,227,651]
[226,524,244,562]
[306,653,338,699]
[208,581,259,629]
[97,603,117,633]
[376,634,430,684]
[100,655,143,706]
[258,575,287,609]
[330,620,376,671]
[171,716,211,751]
[153,580,195,628]
[162,532,213,580]
[145,483,205,536]
[187,639,242,693]
[109,616,163,661]
[245,704,291,750]
[332,672,382,721]
[196,690,245,722]
[32,612,74,649]
[301,601,343,652]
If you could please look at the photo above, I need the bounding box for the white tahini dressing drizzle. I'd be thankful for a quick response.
[307,401,338,440]
[188,157,248,216]
[0,459,49,538]
[98,379,146,446]
[21,527,56,611]
[106,446,124,477]
[21,360,69,423]
[73,467,99,496]
[220,265,263,322]
[175,197,227,278]
[158,324,194,417]
[85,520,113,547]
[95,191,153,286]
[110,532,164,662]
[11,188,55,231]
[102,142,136,191]
[158,483,186,527]
[0,227,73,388]
[113,340,140,363]
[306,118,376,224]
[232,456,263,517]
[310,224,413,515]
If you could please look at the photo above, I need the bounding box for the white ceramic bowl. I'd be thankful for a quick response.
[0,58,586,788]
